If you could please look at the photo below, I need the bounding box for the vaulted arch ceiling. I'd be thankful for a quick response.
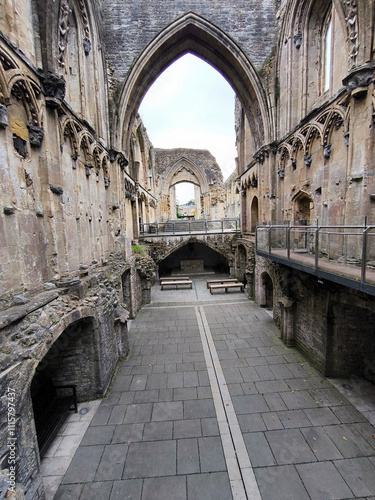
[115,12,273,158]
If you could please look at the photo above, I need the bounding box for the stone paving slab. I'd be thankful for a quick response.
[54,276,375,499]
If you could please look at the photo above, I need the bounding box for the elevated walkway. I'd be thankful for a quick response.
[256,223,375,296]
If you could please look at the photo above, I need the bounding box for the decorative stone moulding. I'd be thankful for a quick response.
[278,168,285,179]
[83,39,91,56]
[304,154,312,166]
[344,131,350,147]
[104,177,110,187]
[85,165,93,176]
[343,66,374,98]
[0,104,9,128]
[323,144,332,159]
[28,125,44,147]
[294,33,302,49]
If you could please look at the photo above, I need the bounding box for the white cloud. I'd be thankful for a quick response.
[139,53,236,181]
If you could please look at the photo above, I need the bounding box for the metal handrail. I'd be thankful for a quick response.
[256,223,375,287]
[139,218,240,236]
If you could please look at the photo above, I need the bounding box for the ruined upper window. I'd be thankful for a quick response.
[323,16,332,93]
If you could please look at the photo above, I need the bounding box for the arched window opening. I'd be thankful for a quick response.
[323,17,332,93]
[65,9,82,115]
[250,196,259,232]
[176,182,197,219]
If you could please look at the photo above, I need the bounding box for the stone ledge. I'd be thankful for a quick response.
[0,291,59,330]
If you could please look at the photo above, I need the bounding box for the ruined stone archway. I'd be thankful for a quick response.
[114,12,272,158]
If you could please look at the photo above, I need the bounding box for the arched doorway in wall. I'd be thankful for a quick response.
[251,196,259,232]
[159,241,229,276]
[30,317,99,455]
[260,272,273,309]
[294,191,312,225]
[238,244,247,281]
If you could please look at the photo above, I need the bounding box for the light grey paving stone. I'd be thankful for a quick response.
[353,422,375,450]
[61,445,104,484]
[262,412,284,430]
[300,427,343,461]
[187,472,232,500]
[242,382,258,394]
[265,355,287,365]
[112,423,144,444]
[243,432,276,467]
[263,393,288,411]
[133,390,159,404]
[164,363,177,372]
[167,372,184,388]
[174,387,198,401]
[236,347,260,358]
[334,457,375,497]
[227,383,244,396]
[198,436,226,472]
[285,376,331,390]
[145,374,167,390]
[254,365,276,380]
[254,464,310,500]
[108,405,127,425]
[110,479,143,500]
[130,375,147,391]
[130,365,153,376]
[222,367,243,383]
[266,429,317,465]
[197,386,212,399]
[232,394,269,414]
[238,413,267,432]
[182,352,205,363]
[280,389,318,410]
[158,388,174,401]
[324,424,375,458]
[331,405,368,424]
[177,438,200,474]
[123,441,176,478]
[90,406,113,426]
[81,425,115,446]
[143,421,173,441]
[101,392,121,406]
[197,371,210,386]
[183,371,199,387]
[268,364,294,379]
[174,419,202,439]
[54,483,84,499]
[309,387,350,407]
[95,443,128,481]
[184,399,216,419]
[285,362,311,378]
[151,401,183,421]
[124,403,153,424]
[110,375,133,392]
[304,407,341,426]
[296,461,353,499]
[255,380,289,394]
[246,356,268,367]
[239,366,261,382]
[201,417,219,436]
[142,476,187,500]
[118,392,135,405]
[277,409,312,428]
[176,362,195,372]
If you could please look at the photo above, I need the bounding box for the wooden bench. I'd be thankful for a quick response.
[159,277,190,284]
[209,282,244,294]
[31,375,78,456]
[161,280,193,290]
[206,278,238,289]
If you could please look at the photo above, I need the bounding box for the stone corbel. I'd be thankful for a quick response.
[0,103,9,128]
[323,144,332,159]
[294,33,302,49]
[343,65,374,98]
[28,125,44,147]
[41,72,66,108]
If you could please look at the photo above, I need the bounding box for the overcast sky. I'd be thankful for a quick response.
[138,53,237,203]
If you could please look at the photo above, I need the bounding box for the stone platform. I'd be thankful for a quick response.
[47,275,375,499]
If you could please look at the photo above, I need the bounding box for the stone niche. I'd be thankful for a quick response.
[180,259,204,273]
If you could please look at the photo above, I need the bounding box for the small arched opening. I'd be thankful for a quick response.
[260,272,273,310]
[30,317,99,455]
[159,241,229,276]
[250,196,259,232]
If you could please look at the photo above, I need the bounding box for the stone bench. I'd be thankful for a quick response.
[206,278,238,288]
[160,280,193,290]
[209,282,244,294]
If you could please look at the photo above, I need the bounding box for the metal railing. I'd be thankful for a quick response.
[256,222,375,289]
[140,218,240,236]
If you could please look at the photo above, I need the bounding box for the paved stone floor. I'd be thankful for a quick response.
[49,275,375,499]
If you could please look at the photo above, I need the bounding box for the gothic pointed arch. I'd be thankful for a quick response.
[161,156,210,196]
[115,12,272,157]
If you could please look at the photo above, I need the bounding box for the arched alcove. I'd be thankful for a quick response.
[260,272,274,309]
[251,196,259,232]
[115,12,272,158]
[159,241,229,276]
